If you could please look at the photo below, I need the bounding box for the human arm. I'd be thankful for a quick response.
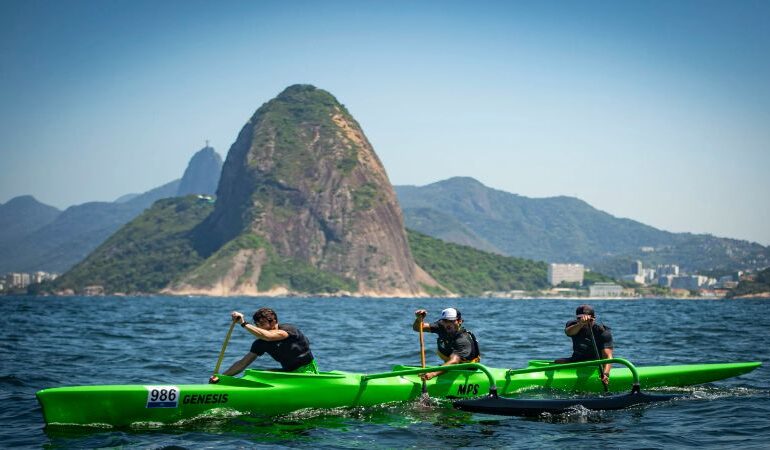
[600,347,613,385]
[420,353,462,381]
[232,311,289,341]
[209,352,258,383]
[413,309,431,332]
[565,315,592,336]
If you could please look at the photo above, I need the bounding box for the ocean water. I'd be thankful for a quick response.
[1,296,768,449]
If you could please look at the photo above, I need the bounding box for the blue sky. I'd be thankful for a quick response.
[1,0,769,245]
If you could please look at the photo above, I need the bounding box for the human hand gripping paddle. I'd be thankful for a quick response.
[587,318,609,393]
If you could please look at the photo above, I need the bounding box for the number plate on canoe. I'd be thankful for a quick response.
[145,385,180,408]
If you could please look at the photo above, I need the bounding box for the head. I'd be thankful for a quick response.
[575,304,595,318]
[253,307,278,329]
[438,307,463,333]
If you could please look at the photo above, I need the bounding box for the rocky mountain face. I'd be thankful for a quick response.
[170,85,437,296]
[176,146,223,196]
[395,177,769,274]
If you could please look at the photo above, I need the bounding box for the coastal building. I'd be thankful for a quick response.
[83,285,105,296]
[589,282,623,297]
[643,268,656,284]
[548,263,584,286]
[671,275,711,291]
[5,273,30,289]
[657,264,680,277]
[630,260,643,276]
[621,274,645,284]
[31,271,58,284]
[658,275,674,287]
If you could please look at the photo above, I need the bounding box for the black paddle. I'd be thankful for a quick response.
[587,318,609,393]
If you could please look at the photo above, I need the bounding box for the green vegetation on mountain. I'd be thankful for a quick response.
[727,268,770,298]
[181,232,356,294]
[52,197,569,296]
[258,257,357,293]
[583,270,615,285]
[407,229,550,295]
[250,85,360,183]
[55,197,213,293]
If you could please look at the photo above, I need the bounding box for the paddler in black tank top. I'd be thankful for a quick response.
[209,307,317,384]
[413,307,481,381]
[554,304,614,386]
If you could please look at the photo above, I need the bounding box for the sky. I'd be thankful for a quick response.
[1,0,769,245]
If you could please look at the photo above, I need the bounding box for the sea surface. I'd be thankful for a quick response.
[1,296,768,449]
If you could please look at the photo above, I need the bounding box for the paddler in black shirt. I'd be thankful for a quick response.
[413,307,481,381]
[209,307,317,384]
[554,304,614,386]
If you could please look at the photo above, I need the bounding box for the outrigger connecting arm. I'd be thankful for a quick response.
[361,358,643,399]
[505,357,642,393]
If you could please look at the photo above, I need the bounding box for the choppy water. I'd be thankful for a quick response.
[1,296,768,449]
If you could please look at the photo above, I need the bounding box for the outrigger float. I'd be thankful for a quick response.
[37,358,760,426]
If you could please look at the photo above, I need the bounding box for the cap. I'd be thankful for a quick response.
[440,307,458,321]
[576,304,595,317]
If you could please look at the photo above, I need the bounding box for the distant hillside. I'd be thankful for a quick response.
[727,268,770,298]
[53,198,564,296]
[0,147,222,274]
[0,196,60,246]
[395,177,769,275]
[0,180,180,274]
[55,196,214,293]
[407,230,548,295]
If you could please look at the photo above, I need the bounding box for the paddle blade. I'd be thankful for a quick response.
[453,392,678,416]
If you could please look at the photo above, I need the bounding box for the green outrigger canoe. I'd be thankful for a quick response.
[37,359,760,426]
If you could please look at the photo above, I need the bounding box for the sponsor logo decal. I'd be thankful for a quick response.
[457,383,480,396]
[182,393,230,405]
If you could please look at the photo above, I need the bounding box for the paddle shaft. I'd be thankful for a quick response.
[213,321,237,376]
[419,317,427,394]
[587,320,609,392]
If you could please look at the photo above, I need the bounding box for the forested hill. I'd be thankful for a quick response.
[396,177,768,275]
[53,198,564,296]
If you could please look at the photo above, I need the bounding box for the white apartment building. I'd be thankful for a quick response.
[589,282,623,297]
[657,264,680,276]
[671,275,712,291]
[548,263,585,286]
[5,273,30,289]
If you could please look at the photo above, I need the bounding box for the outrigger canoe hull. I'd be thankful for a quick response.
[36,360,760,426]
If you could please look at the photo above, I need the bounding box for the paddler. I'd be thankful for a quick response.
[209,307,318,383]
[554,304,614,386]
[413,307,481,381]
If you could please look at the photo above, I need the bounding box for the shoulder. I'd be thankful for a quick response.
[278,323,300,336]
[566,319,578,327]
[597,323,613,337]
[457,329,475,342]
